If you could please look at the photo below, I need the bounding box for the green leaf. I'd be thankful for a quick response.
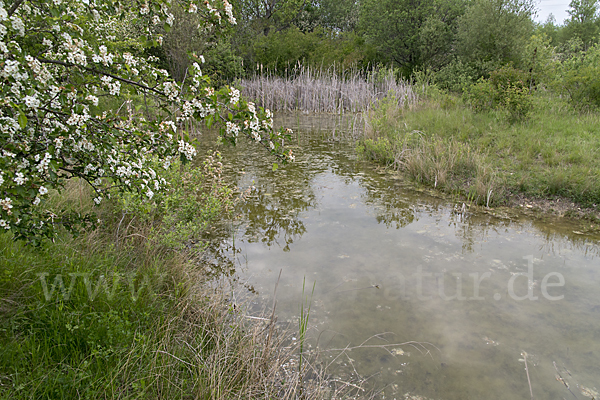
[272,163,278,172]
[18,111,27,129]
[164,23,171,33]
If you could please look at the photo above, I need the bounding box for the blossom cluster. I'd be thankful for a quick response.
[0,0,292,242]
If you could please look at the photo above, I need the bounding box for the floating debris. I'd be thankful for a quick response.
[391,348,405,356]
[580,386,599,398]
[483,336,500,346]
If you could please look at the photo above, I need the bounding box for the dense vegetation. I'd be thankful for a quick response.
[1,0,600,397]
[180,0,599,211]
[154,0,599,93]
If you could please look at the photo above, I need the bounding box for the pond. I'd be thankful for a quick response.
[199,114,600,400]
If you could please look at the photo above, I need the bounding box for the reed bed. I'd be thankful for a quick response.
[240,65,418,113]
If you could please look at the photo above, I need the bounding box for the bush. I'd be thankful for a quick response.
[434,59,478,93]
[464,65,533,121]
[115,153,234,251]
[557,43,600,109]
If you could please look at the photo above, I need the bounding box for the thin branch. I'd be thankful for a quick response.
[522,351,534,400]
[37,58,165,96]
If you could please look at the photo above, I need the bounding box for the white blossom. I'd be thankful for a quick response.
[11,16,25,36]
[0,197,12,211]
[223,0,236,24]
[229,87,240,105]
[14,172,27,185]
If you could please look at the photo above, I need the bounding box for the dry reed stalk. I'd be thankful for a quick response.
[240,65,417,114]
[522,351,534,400]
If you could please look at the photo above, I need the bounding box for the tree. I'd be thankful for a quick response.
[564,0,599,50]
[358,0,463,74]
[456,0,536,75]
[0,0,293,243]
[231,0,310,35]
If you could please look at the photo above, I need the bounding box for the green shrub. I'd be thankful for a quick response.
[114,152,234,251]
[557,43,600,109]
[434,59,478,93]
[464,65,533,121]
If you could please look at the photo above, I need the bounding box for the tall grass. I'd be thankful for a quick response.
[357,88,600,210]
[0,161,365,398]
[240,64,418,113]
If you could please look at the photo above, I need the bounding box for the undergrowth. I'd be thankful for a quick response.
[357,90,600,209]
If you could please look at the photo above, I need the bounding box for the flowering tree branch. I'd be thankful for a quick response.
[36,58,166,96]
[0,0,293,243]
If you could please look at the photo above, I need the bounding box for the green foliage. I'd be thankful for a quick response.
[0,0,293,244]
[356,138,397,166]
[115,153,233,251]
[564,0,599,50]
[203,39,245,87]
[521,34,558,88]
[556,43,600,109]
[456,0,535,76]
[251,27,375,72]
[358,91,600,207]
[433,59,478,92]
[359,0,464,75]
[464,65,533,122]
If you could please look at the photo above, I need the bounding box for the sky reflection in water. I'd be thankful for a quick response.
[200,115,600,400]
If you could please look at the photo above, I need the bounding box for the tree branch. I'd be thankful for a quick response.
[37,58,166,97]
[8,0,26,17]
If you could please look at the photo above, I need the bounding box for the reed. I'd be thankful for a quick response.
[240,64,418,113]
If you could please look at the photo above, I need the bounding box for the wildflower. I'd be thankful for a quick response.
[39,186,48,195]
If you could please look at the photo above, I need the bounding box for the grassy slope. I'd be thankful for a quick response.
[358,92,600,210]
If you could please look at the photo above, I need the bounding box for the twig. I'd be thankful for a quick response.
[522,351,534,400]
[554,361,578,399]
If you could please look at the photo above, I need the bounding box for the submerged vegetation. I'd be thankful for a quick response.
[239,61,600,213]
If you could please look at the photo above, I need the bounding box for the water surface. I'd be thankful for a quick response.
[200,115,600,400]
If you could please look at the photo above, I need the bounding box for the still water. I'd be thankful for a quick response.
[200,115,600,400]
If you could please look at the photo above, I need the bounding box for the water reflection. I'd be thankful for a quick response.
[195,114,600,400]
